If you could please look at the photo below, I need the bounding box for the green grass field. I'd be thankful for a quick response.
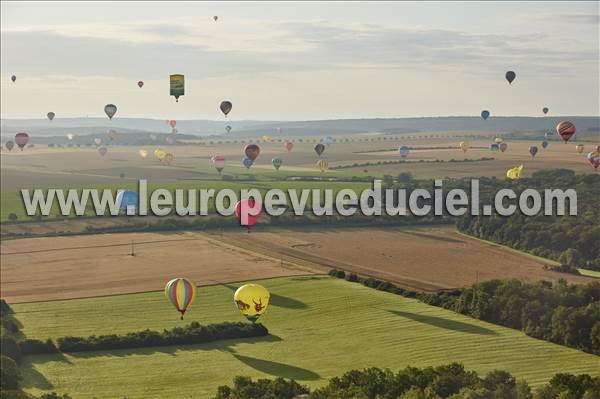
[13,276,600,399]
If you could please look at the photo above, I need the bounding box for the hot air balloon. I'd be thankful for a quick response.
[170,74,185,102]
[67,134,74,141]
[165,278,197,320]
[459,141,470,153]
[47,112,55,121]
[154,149,166,160]
[542,107,549,115]
[116,190,139,213]
[587,151,600,170]
[162,153,173,165]
[235,199,261,231]
[556,121,576,143]
[323,136,333,146]
[139,149,148,158]
[104,104,117,119]
[220,101,232,117]
[505,71,516,84]
[15,133,29,150]
[285,141,294,152]
[262,135,271,143]
[399,146,410,158]
[481,110,490,120]
[212,155,226,174]
[107,129,116,140]
[213,16,218,22]
[11,75,16,83]
[490,143,499,153]
[597,145,600,153]
[576,144,585,154]
[94,138,102,146]
[137,81,144,88]
[272,157,282,170]
[314,143,325,156]
[169,120,177,128]
[317,159,329,172]
[225,125,232,133]
[506,165,524,180]
[243,157,253,169]
[499,142,508,153]
[5,141,14,151]
[244,144,260,161]
[494,137,503,144]
[234,284,270,322]
[98,146,108,156]
[529,145,538,158]
[541,140,548,149]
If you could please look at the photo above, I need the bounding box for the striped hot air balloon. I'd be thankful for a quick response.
[165,278,197,319]
[556,121,576,143]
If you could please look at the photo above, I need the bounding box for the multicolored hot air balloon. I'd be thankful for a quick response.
[47,112,55,121]
[220,101,232,117]
[15,133,29,150]
[481,110,490,120]
[165,278,197,320]
[235,199,261,231]
[499,142,508,153]
[170,74,185,102]
[529,145,538,158]
[399,145,410,158]
[5,141,14,151]
[243,157,253,169]
[137,81,144,88]
[314,143,325,156]
[587,151,600,170]
[11,75,16,83]
[104,104,117,119]
[556,121,576,143]
[138,149,148,158]
[576,144,584,154]
[542,107,549,115]
[98,146,107,156]
[459,141,470,153]
[505,71,516,84]
[285,141,294,152]
[317,159,329,172]
[506,165,524,180]
[244,144,260,161]
[234,284,270,322]
[212,155,226,174]
[116,191,139,213]
[272,157,282,170]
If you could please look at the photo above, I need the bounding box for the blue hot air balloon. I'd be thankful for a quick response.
[116,190,139,214]
[242,157,253,169]
[481,110,490,120]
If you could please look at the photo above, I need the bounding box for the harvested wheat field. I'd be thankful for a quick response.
[211,226,596,291]
[0,231,319,303]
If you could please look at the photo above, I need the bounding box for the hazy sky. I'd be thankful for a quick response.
[1,1,598,120]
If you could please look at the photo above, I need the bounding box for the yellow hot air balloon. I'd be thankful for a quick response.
[138,149,148,158]
[262,135,271,143]
[494,137,503,144]
[506,164,524,180]
[165,278,197,320]
[234,284,270,322]
[317,159,329,172]
[459,141,470,153]
[154,148,166,160]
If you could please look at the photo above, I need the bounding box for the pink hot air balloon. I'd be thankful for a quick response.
[235,199,261,232]
[169,120,177,128]
[285,141,294,152]
[15,132,29,150]
[137,81,144,88]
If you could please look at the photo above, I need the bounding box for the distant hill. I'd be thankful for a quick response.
[1,116,598,140]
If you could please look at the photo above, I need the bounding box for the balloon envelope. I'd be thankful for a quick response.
[169,120,177,128]
[225,125,232,133]
[165,278,197,319]
[481,110,490,120]
[220,101,233,116]
[314,143,325,156]
[137,81,144,88]
[587,151,600,170]
[242,157,253,169]
[104,104,117,119]
[505,71,516,84]
[47,112,55,121]
[235,199,261,229]
[5,141,14,151]
[11,75,16,82]
[234,284,270,322]
[529,146,538,157]
[116,190,138,212]
[556,121,576,143]
[459,141,470,153]
[490,143,499,153]
[244,144,260,161]
[138,149,148,158]
[162,153,173,165]
[317,159,329,172]
[170,74,185,102]
[94,138,102,146]
[323,136,333,146]
[98,146,107,156]
[541,140,548,149]
[499,142,508,153]
[212,155,226,173]
[272,157,282,170]
[506,165,524,180]
[399,146,410,157]
[576,144,584,154]
[285,141,294,152]
[15,133,29,150]
[542,107,549,115]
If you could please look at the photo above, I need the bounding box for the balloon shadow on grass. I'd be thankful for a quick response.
[233,354,320,381]
[221,283,307,309]
[386,310,497,335]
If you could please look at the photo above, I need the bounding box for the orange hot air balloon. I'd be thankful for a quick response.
[556,121,576,143]
[244,144,260,161]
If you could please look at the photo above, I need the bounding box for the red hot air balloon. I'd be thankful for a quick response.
[220,101,232,117]
[244,144,260,161]
[137,81,144,88]
[235,199,261,232]
[15,133,29,150]
[169,120,177,128]
[556,121,576,143]
[285,141,294,152]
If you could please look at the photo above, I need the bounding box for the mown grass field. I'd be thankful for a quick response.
[13,276,600,399]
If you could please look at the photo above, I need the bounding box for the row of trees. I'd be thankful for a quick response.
[329,270,600,355]
[213,364,600,399]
